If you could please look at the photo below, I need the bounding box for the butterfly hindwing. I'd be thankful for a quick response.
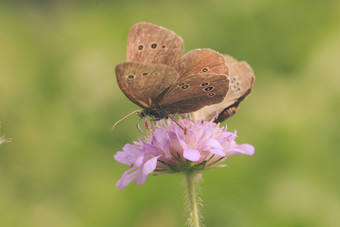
[214,55,254,121]
[192,55,255,121]
[222,55,254,103]
[115,62,179,109]
[127,22,184,67]
[158,73,229,114]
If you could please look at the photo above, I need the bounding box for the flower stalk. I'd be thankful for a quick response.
[185,171,200,227]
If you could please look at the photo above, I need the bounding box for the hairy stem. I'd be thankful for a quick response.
[185,171,200,227]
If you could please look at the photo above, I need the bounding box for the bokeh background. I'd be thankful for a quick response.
[1,0,340,226]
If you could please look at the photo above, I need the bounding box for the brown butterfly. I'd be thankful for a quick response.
[115,22,230,120]
[192,55,255,123]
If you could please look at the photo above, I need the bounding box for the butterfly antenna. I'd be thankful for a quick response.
[111,110,140,131]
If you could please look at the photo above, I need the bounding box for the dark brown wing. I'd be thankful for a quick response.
[158,73,229,114]
[126,22,184,67]
[115,62,179,109]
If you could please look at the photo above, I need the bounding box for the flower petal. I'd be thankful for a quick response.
[204,138,223,150]
[183,149,200,162]
[230,143,255,155]
[142,141,163,156]
[168,131,185,156]
[142,156,160,175]
[154,128,168,145]
[153,128,171,154]
[134,153,144,167]
[209,148,226,157]
[123,144,143,156]
[135,172,147,185]
[113,151,130,165]
[114,144,144,165]
[116,167,139,189]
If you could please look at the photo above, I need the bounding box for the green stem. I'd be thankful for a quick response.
[185,171,200,227]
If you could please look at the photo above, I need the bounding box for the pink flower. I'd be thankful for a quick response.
[114,116,254,189]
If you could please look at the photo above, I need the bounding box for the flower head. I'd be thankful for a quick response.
[114,116,254,189]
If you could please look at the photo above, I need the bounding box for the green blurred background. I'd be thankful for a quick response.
[1,0,340,226]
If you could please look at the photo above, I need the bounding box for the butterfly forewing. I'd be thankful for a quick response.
[158,73,229,114]
[115,62,178,109]
[176,49,228,77]
[127,22,184,67]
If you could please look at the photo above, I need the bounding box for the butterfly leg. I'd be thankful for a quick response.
[170,114,187,135]
[136,117,146,136]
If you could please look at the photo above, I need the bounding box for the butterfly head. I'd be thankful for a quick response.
[140,108,169,121]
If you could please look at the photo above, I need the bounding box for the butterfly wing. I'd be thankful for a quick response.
[192,55,255,122]
[158,73,229,114]
[175,48,229,77]
[115,62,179,109]
[127,22,184,67]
